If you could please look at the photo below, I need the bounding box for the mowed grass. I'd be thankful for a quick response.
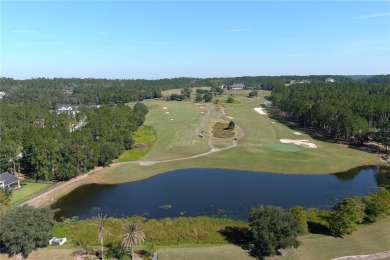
[114,125,157,162]
[10,182,53,205]
[158,244,254,260]
[140,99,210,161]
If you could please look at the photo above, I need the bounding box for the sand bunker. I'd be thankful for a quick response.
[254,107,267,115]
[271,121,275,124]
[280,139,317,148]
[293,132,302,135]
[163,107,167,109]
[171,118,174,120]
[201,112,204,114]
[226,116,234,119]
[165,112,170,114]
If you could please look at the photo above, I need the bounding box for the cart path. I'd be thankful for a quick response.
[332,250,390,260]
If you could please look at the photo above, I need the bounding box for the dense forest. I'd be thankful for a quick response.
[270,78,390,150]
[0,75,355,108]
[0,102,148,181]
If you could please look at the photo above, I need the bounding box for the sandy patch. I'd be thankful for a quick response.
[163,107,167,109]
[171,118,174,120]
[254,107,267,115]
[139,161,155,166]
[165,112,170,114]
[271,121,275,124]
[280,139,317,148]
[201,112,204,114]
[199,106,204,108]
[293,132,302,135]
[226,116,234,119]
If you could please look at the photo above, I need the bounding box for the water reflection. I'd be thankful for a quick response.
[52,166,388,221]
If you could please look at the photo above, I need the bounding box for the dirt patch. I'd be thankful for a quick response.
[133,143,148,150]
[280,139,317,148]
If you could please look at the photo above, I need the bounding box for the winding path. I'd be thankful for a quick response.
[332,250,390,260]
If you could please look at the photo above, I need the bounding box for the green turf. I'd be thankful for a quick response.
[114,125,157,162]
[263,142,303,153]
[11,182,53,205]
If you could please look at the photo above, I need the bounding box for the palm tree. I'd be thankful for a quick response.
[121,222,146,259]
[93,213,111,260]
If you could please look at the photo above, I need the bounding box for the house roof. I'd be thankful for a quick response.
[56,104,73,109]
[0,172,19,186]
[231,83,245,88]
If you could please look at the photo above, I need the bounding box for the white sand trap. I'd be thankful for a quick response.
[165,112,170,114]
[199,106,204,108]
[254,107,267,115]
[293,132,302,135]
[201,112,204,114]
[226,116,234,119]
[280,139,317,148]
[163,107,167,109]
[140,161,155,166]
[171,118,174,120]
[271,121,275,124]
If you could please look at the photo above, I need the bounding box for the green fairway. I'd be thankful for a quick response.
[76,89,379,186]
[263,142,303,153]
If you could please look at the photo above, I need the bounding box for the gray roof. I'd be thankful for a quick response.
[0,172,19,186]
[231,83,246,88]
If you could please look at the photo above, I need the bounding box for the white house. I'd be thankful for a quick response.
[0,172,21,190]
[325,78,335,83]
[56,104,78,115]
[230,83,246,90]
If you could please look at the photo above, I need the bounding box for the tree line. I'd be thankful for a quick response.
[270,80,390,150]
[0,102,148,181]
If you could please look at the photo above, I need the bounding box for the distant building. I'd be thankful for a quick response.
[325,78,335,83]
[0,172,21,190]
[230,83,246,90]
[56,104,78,115]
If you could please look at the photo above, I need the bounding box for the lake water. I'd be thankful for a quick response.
[52,166,390,220]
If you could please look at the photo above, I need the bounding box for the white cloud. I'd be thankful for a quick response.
[355,12,390,19]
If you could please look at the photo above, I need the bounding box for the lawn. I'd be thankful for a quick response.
[114,125,157,162]
[10,182,53,205]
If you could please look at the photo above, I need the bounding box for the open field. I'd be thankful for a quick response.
[10,182,53,205]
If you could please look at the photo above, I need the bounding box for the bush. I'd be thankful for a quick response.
[249,205,301,258]
[364,188,390,223]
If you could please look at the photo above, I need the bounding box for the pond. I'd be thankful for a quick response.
[52,166,390,220]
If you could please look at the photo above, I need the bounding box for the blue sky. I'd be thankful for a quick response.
[1,1,389,79]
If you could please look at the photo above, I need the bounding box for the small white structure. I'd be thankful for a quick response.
[325,78,335,83]
[49,237,67,245]
[0,91,6,99]
[56,104,78,115]
[230,83,246,90]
